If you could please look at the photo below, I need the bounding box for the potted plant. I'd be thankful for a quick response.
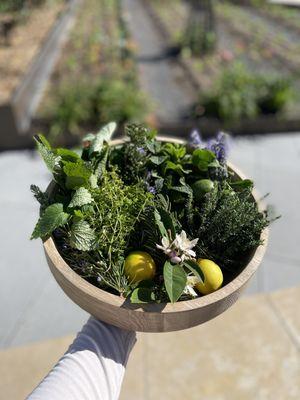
[31,123,270,332]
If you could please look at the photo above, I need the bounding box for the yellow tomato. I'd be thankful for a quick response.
[195,259,223,295]
[124,251,156,283]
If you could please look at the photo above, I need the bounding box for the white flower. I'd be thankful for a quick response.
[156,230,199,263]
[173,230,198,261]
[183,276,200,298]
[156,236,172,255]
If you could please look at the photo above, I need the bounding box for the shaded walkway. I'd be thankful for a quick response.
[123,0,196,123]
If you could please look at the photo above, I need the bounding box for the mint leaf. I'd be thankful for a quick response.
[31,203,69,239]
[70,219,97,251]
[163,261,187,303]
[34,135,61,173]
[55,148,81,163]
[94,146,109,178]
[89,122,117,154]
[69,187,93,208]
[63,161,92,190]
[192,149,216,172]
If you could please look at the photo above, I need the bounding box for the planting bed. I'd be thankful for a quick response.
[35,0,148,144]
[0,0,65,105]
[148,0,300,132]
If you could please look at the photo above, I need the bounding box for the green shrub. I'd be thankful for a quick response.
[91,79,147,126]
[47,77,147,137]
[198,63,292,122]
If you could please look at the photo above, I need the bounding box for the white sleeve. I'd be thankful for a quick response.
[27,317,136,400]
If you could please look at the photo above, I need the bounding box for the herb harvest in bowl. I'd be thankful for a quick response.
[31,123,270,305]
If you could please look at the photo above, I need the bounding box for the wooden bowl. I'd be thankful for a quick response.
[43,137,268,332]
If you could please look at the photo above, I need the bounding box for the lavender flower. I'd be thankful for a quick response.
[206,131,230,164]
[188,129,202,148]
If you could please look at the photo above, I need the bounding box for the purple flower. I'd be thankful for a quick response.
[206,131,231,164]
[147,185,156,194]
[137,146,146,155]
[188,129,202,148]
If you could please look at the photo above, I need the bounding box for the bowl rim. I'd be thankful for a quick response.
[43,136,269,314]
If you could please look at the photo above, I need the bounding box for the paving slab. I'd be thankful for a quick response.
[270,286,300,349]
[1,286,299,400]
[0,335,74,400]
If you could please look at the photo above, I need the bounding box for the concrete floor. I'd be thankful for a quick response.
[0,133,300,349]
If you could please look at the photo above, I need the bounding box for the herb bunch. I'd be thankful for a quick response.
[31,123,271,303]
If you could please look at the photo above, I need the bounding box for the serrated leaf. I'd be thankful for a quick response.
[163,261,187,303]
[82,132,96,142]
[55,148,80,163]
[192,149,216,172]
[149,155,168,165]
[34,135,61,173]
[130,287,156,303]
[89,122,117,154]
[70,219,97,251]
[69,187,93,208]
[63,161,92,190]
[31,203,69,239]
[183,260,204,283]
[94,146,109,178]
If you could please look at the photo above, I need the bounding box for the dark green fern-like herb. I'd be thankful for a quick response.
[191,184,269,269]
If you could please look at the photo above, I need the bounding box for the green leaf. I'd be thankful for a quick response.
[149,155,168,165]
[94,146,109,178]
[63,161,92,190]
[31,203,69,239]
[170,184,193,196]
[230,179,253,190]
[55,148,80,163]
[69,187,93,208]
[34,135,60,173]
[183,260,204,283]
[154,209,168,237]
[156,207,176,240]
[130,287,156,303]
[192,149,216,171]
[154,178,164,192]
[163,161,189,176]
[89,174,98,189]
[82,132,96,142]
[89,122,117,154]
[163,261,187,303]
[70,219,97,251]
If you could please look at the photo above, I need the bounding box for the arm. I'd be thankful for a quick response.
[27,317,136,400]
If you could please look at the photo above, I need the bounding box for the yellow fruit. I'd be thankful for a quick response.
[124,251,156,283]
[195,259,223,295]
